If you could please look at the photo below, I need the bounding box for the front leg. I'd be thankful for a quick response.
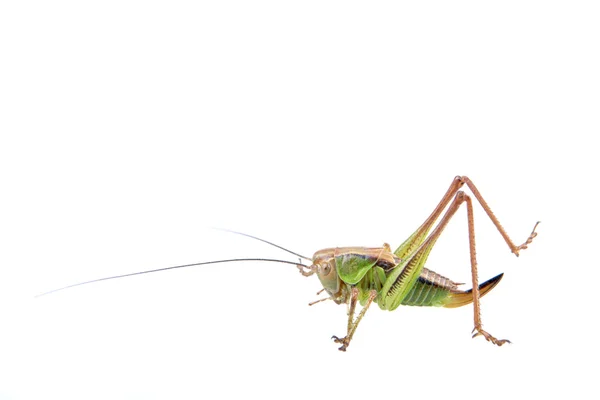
[331,287,359,351]
[332,288,377,352]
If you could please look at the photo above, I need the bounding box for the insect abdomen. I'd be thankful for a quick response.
[400,269,503,308]
[401,278,452,307]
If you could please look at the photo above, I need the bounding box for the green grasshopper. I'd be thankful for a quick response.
[39,176,539,351]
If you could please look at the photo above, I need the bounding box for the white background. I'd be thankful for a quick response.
[1,1,598,399]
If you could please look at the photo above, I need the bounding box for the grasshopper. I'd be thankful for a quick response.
[38,176,539,351]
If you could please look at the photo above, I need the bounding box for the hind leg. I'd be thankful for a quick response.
[394,176,539,260]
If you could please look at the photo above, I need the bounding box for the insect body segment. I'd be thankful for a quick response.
[314,248,502,308]
[312,246,398,305]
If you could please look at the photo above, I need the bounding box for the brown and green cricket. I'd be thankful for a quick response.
[38,176,539,351]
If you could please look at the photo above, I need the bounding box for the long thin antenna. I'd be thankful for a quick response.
[213,228,312,261]
[36,258,306,297]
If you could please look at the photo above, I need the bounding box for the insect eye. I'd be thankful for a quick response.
[320,263,332,276]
